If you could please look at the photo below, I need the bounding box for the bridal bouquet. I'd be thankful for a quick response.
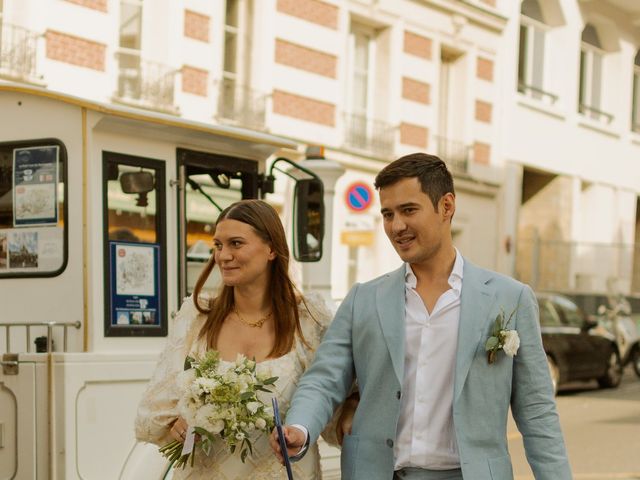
[160,350,278,468]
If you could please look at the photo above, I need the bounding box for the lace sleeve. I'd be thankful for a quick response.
[134,295,206,445]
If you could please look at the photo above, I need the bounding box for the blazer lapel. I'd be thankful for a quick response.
[375,265,406,383]
[454,260,495,403]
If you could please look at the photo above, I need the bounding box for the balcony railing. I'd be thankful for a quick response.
[518,82,558,104]
[0,23,39,81]
[435,136,469,174]
[579,103,614,124]
[343,113,395,157]
[115,50,177,113]
[216,78,266,130]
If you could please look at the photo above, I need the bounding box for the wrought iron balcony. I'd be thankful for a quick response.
[435,136,469,174]
[115,50,177,113]
[0,23,39,82]
[216,78,267,130]
[343,113,395,157]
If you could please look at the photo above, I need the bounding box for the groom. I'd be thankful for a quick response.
[270,153,571,479]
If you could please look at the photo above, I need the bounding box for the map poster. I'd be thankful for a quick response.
[13,146,59,226]
[109,242,161,328]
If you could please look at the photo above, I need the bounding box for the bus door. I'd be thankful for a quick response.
[176,148,260,302]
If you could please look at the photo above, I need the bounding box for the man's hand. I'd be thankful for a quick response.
[269,425,306,464]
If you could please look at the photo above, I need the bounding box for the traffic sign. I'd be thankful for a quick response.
[345,182,373,212]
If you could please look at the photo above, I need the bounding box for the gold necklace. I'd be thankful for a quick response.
[233,306,272,328]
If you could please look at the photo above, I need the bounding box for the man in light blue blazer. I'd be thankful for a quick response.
[271,153,571,480]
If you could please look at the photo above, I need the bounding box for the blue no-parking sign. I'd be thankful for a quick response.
[345,182,373,212]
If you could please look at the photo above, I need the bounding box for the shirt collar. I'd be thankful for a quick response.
[404,248,464,292]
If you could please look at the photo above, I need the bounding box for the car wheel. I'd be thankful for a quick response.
[631,346,640,379]
[547,355,559,395]
[597,349,623,388]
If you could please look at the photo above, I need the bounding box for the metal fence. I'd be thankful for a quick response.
[435,135,469,175]
[216,78,266,130]
[516,237,640,294]
[0,23,38,81]
[115,51,176,112]
[343,113,395,157]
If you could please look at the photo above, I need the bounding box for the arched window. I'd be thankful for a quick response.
[632,50,640,132]
[578,23,611,122]
[518,0,556,103]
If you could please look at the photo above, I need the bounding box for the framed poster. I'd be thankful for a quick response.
[13,146,59,226]
[108,241,162,334]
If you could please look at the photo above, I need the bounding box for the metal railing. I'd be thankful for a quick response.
[579,103,614,124]
[115,50,176,112]
[516,237,640,295]
[0,23,39,81]
[518,82,558,104]
[435,135,469,174]
[343,113,395,157]
[216,78,267,130]
[1,321,81,354]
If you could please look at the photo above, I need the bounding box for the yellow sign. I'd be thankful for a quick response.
[340,230,375,246]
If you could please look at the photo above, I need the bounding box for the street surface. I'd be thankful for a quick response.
[508,369,640,480]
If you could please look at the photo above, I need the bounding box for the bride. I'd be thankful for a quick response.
[135,199,354,479]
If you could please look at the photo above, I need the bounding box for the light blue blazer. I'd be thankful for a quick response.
[286,260,572,480]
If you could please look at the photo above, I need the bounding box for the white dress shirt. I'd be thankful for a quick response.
[394,250,464,470]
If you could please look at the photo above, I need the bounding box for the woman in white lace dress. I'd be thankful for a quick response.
[135,200,348,480]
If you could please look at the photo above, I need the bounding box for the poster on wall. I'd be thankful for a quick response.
[13,146,59,226]
[0,227,64,273]
[109,242,161,328]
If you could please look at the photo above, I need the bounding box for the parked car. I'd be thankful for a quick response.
[561,292,640,378]
[536,293,623,394]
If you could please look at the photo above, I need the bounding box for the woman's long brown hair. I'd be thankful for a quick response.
[192,199,309,357]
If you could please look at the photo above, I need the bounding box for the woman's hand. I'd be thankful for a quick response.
[336,393,359,445]
[170,416,189,443]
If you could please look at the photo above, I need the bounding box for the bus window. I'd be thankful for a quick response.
[102,151,167,337]
[0,139,68,277]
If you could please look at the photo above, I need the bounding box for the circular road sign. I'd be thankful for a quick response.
[345,182,373,212]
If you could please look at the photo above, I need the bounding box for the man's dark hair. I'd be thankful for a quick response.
[374,152,454,210]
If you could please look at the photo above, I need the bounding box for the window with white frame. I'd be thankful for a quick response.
[219,0,257,123]
[632,50,640,132]
[117,0,143,98]
[345,23,375,149]
[579,24,612,123]
[518,0,556,103]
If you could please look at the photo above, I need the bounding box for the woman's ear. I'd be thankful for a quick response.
[268,246,277,261]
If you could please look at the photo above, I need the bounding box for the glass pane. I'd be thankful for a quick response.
[353,72,368,112]
[184,171,242,295]
[517,24,528,89]
[223,31,237,74]
[591,52,602,113]
[539,300,561,326]
[353,32,369,71]
[532,27,545,90]
[554,298,583,327]
[120,1,142,50]
[633,74,640,128]
[0,143,66,275]
[578,50,587,108]
[225,0,239,28]
[107,164,158,244]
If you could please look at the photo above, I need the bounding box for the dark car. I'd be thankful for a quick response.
[536,293,622,394]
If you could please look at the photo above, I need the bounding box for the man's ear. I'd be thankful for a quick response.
[441,193,455,220]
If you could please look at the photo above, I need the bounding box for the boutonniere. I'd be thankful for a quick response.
[485,308,519,364]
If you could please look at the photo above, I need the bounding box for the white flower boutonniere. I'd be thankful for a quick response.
[485,308,520,364]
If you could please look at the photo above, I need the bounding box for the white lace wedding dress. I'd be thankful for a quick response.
[135,293,335,480]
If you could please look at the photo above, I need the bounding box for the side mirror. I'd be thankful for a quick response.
[583,315,599,330]
[293,178,324,262]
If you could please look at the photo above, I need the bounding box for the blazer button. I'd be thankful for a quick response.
[386,439,394,448]
[396,391,401,399]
